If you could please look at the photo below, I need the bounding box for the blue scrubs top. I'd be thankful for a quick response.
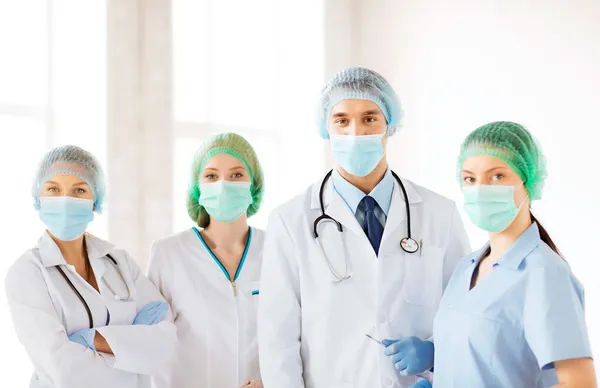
[432,223,592,387]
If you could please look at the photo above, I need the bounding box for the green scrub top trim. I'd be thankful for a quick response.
[192,226,253,282]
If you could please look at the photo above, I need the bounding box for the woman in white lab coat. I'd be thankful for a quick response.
[4,145,176,388]
[147,133,265,388]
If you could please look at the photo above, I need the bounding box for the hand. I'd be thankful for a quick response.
[133,301,169,325]
[68,328,97,350]
[382,337,434,376]
[240,380,263,388]
[409,377,432,388]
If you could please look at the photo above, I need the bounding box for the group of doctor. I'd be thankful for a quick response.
[5,67,596,388]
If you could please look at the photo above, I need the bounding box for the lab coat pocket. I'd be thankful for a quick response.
[241,281,260,336]
[240,281,261,376]
[402,244,444,306]
[246,280,261,308]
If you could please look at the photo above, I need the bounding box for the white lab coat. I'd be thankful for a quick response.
[257,175,471,388]
[147,227,264,388]
[4,232,177,388]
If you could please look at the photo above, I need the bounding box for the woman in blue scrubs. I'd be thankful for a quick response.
[431,121,596,387]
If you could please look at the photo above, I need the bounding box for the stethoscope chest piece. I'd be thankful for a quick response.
[401,237,419,253]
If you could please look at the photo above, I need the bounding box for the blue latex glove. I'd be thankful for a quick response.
[68,328,96,350]
[409,377,432,388]
[133,301,169,325]
[383,337,434,376]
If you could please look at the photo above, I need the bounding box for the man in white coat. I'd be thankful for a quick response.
[257,67,471,388]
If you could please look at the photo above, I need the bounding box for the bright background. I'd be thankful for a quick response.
[0,0,598,385]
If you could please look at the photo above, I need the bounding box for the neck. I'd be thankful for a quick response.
[337,158,388,194]
[202,216,250,249]
[49,232,87,267]
[488,209,532,262]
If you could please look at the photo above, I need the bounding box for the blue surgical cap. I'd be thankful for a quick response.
[32,145,107,213]
[317,67,403,139]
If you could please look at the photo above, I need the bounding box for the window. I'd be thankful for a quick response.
[0,2,106,385]
[172,0,326,232]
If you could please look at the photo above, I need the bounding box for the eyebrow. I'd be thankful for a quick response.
[229,166,245,170]
[73,182,89,186]
[462,166,509,174]
[331,112,348,118]
[362,110,382,116]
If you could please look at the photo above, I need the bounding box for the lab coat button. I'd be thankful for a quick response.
[382,376,393,387]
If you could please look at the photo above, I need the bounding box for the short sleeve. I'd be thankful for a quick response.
[523,264,592,369]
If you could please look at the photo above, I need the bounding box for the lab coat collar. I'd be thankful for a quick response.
[38,231,67,267]
[85,234,116,279]
[38,232,115,278]
[470,222,542,270]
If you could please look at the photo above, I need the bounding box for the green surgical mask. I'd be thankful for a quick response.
[462,184,528,233]
[198,180,252,223]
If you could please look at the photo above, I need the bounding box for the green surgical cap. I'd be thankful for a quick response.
[187,133,264,227]
[457,121,547,200]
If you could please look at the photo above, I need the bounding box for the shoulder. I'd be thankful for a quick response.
[147,228,198,270]
[151,228,197,253]
[5,248,46,295]
[403,179,462,235]
[268,183,315,227]
[524,242,569,273]
[274,184,314,217]
[406,179,457,210]
[523,243,583,296]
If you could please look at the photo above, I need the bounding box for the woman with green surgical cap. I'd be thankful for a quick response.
[147,133,265,388]
[426,122,596,387]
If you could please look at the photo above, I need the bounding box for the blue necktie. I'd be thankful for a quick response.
[360,196,384,255]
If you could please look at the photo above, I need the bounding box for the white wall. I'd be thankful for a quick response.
[354,0,600,373]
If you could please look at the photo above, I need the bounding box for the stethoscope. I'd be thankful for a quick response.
[313,169,420,282]
[55,253,132,329]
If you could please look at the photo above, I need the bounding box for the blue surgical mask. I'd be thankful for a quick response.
[199,180,253,223]
[329,133,385,177]
[462,184,528,233]
[39,197,94,241]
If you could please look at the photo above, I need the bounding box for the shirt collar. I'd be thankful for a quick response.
[332,168,394,215]
[470,222,542,270]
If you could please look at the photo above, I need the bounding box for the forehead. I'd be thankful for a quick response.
[330,99,383,116]
[202,153,246,170]
[44,173,90,186]
[462,154,512,172]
